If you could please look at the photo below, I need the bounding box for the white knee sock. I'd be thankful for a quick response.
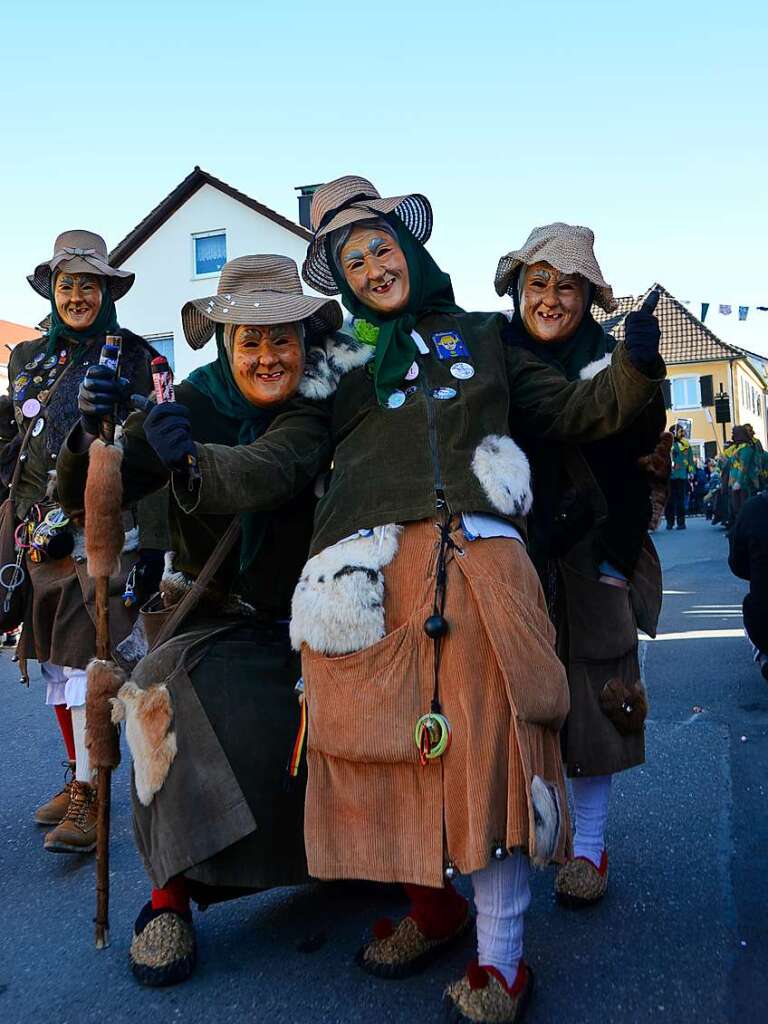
[471,850,531,987]
[70,705,91,784]
[571,774,612,867]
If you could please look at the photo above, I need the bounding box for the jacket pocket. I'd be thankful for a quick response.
[303,614,429,764]
[560,562,637,661]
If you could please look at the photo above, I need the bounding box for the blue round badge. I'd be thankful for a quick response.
[387,390,407,409]
[431,387,458,400]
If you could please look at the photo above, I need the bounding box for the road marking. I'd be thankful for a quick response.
[642,628,745,641]
[663,590,694,595]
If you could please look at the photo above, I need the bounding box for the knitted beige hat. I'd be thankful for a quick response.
[494,222,617,312]
[182,254,343,350]
[28,229,134,300]
[302,175,433,295]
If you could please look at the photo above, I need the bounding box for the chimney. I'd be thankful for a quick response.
[295,184,322,230]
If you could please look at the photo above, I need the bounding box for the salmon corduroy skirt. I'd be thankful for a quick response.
[302,520,571,888]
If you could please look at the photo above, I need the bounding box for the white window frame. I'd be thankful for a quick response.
[144,332,175,371]
[191,229,227,280]
[671,375,701,410]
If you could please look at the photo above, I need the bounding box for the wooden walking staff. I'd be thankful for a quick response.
[83,334,127,948]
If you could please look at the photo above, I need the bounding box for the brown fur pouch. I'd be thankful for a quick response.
[599,678,648,735]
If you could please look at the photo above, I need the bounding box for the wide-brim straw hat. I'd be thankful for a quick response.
[181,254,343,350]
[494,222,617,313]
[28,229,134,301]
[302,175,433,295]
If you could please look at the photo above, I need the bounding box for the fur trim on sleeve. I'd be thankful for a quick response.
[298,332,375,401]
[578,353,612,380]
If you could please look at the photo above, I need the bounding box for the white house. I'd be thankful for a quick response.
[110,167,313,381]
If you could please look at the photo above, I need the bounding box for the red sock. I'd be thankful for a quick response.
[151,876,190,914]
[404,880,468,940]
[53,705,76,762]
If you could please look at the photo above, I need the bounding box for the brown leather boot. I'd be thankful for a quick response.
[34,760,76,826]
[44,779,97,854]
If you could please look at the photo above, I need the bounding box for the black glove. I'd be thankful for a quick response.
[624,289,661,370]
[78,365,131,435]
[141,401,196,473]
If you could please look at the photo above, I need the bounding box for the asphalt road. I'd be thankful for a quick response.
[1,516,766,1024]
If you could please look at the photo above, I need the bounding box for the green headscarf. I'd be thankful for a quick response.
[186,325,275,574]
[46,278,119,359]
[327,215,463,406]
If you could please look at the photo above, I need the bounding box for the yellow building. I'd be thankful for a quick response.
[594,283,768,461]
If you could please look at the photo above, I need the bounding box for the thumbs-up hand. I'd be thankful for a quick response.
[625,288,661,369]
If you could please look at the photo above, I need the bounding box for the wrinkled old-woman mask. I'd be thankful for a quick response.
[230,323,305,407]
[53,272,103,330]
[339,225,410,315]
[521,261,588,343]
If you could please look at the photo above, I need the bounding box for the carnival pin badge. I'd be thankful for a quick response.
[431,331,470,360]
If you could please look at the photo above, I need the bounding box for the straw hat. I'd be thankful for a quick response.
[302,175,433,295]
[181,254,343,350]
[494,222,617,312]
[28,229,135,300]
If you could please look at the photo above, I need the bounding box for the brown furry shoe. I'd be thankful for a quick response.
[43,779,97,853]
[355,909,473,979]
[554,851,609,907]
[34,760,75,825]
[444,961,534,1023]
[129,903,196,987]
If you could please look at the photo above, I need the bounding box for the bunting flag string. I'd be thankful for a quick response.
[691,302,768,324]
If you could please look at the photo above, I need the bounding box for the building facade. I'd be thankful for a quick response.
[594,284,768,460]
[110,167,312,381]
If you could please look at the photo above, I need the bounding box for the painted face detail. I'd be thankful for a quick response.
[340,226,410,315]
[53,272,103,330]
[521,261,587,343]
[231,322,305,407]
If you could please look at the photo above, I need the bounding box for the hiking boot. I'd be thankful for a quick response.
[129,902,196,987]
[34,760,76,825]
[554,850,609,907]
[44,779,97,853]
[444,960,534,1024]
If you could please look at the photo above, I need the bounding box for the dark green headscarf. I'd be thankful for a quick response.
[327,215,464,406]
[46,278,119,359]
[186,325,276,573]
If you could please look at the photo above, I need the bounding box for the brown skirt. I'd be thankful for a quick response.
[302,519,571,888]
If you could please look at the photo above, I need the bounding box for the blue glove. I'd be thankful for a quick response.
[625,289,661,370]
[141,401,196,473]
[78,365,131,435]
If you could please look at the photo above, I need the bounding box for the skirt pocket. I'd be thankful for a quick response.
[303,613,429,764]
[560,561,637,661]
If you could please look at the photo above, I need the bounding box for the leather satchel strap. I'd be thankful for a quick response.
[8,358,78,498]
[149,517,242,652]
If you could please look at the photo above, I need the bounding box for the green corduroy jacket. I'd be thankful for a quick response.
[173,312,665,557]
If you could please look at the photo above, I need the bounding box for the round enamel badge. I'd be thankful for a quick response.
[450,362,475,380]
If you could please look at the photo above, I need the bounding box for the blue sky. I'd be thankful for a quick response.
[1,0,767,352]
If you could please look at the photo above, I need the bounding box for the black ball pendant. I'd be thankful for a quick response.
[424,614,448,639]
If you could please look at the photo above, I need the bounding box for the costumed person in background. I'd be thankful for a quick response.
[666,423,694,529]
[57,255,342,985]
[728,489,768,683]
[494,224,665,910]
[0,231,165,855]
[726,425,761,525]
[134,176,666,1024]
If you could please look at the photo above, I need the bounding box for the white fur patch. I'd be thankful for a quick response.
[530,774,563,868]
[298,333,375,401]
[72,524,140,560]
[115,616,149,664]
[290,525,401,655]
[471,435,532,517]
[579,353,612,380]
[110,680,177,806]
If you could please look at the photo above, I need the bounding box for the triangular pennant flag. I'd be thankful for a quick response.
[701,302,710,322]
[739,306,749,321]
[757,306,768,312]
[719,304,732,315]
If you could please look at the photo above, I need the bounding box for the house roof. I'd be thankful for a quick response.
[0,318,41,350]
[592,282,754,368]
[109,166,312,267]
